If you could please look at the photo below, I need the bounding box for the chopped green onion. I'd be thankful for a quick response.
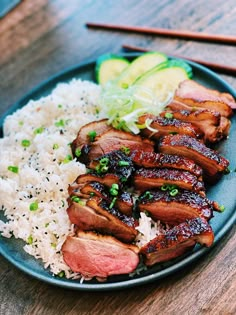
[7,166,19,174]
[164,112,173,119]
[27,235,33,244]
[55,119,65,127]
[58,104,63,108]
[53,143,59,150]
[61,200,65,207]
[109,197,117,209]
[110,183,119,196]
[219,205,225,212]
[75,148,81,157]
[51,243,57,249]
[71,196,81,203]
[34,127,44,134]
[161,184,169,191]
[118,160,130,167]
[29,201,38,211]
[143,191,153,199]
[121,146,130,155]
[121,83,129,89]
[90,192,95,197]
[99,157,109,165]
[45,223,49,228]
[62,155,73,164]
[18,121,24,126]
[21,139,31,147]
[57,271,65,278]
[121,177,127,183]
[169,188,179,196]
[88,130,97,142]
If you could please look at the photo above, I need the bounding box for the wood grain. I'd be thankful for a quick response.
[0,1,236,314]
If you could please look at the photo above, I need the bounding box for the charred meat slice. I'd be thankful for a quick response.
[80,181,134,216]
[71,119,111,161]
[174,80,234,117]
[159,134,229,180]
[134,168,205,194]
[138,189,215,224]
[87,197,138,242]
[62,231,139,279]
[138,113,203,140]
[131,150,203,178]
[67,197,137,243]
[140,217,214,266]
[160,109,230,143]
[83,129,154,163]
[89,150,135,181]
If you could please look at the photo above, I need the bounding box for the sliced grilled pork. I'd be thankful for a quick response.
[159,134,229,180]
[69,173,120,195]
[80,182,134,216]
[134,168,205,195]
[67,197,137,243]
[131,150,203,178]
[80,129,154,163]
[62,231,139,279]
[138,189,216,224]
[160,109,230,143]
[174,80,234,117]
[140,217,214,266]
[138,113,203,140]
[89,150,135,181]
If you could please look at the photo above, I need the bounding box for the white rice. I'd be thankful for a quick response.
[0,79,160,278]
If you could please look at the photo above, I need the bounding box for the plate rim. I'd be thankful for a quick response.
[0,53,236,291]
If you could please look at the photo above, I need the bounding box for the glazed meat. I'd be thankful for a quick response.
[138,113,203,140]
[80,181,134,216]
[89,150,135,181]
[134,168,205,195]
[68,173,120,197]
[174,80,234,117]
[131,150,203,178]
[81,129,154,163]
[67,197,137,243]
[140,217,214,266]
[138,189,216,225]
[160,109,230,143]
[62,231,140,279]
[71,119,111,159]
[159,134,229,180]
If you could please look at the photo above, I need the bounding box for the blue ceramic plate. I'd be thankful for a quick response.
[0,53,236,291]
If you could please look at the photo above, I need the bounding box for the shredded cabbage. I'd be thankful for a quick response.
[98,82,173,134]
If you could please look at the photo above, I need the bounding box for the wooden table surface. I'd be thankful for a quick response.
[0,1,235,314]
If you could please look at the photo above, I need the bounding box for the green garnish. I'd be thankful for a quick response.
[21,139,31,147]
[55,119,65,127]
[34,127,44,134]
[57,271,65,278]
[71,196,81,203]
[29,201,38,211]
[62,155,73,164]
[51,243,57,249]
[95,157,109,174]
[7,165,19,174]
[109,197,117,209]
[160,184,169,191]
[169,188,179,196]
[121,146,130,155]
[118,160,130,167]
[110,183,119,196]
[75,148,82,157]
[58,104,63,108]
[90,192,95,197]
[88,130,97,142]
[53,143,59,150]
[18,121,24,126]
[219,205,225,212]
[164,112,173,119]
[27,235,33,244]
[143,191,153,199]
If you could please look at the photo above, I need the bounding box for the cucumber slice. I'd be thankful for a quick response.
[134,59,192,102]
[95,54,130,85]
[116,52,168,88]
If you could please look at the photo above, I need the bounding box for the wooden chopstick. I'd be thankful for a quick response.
[86,22,236,45]
[122,44,236,76]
